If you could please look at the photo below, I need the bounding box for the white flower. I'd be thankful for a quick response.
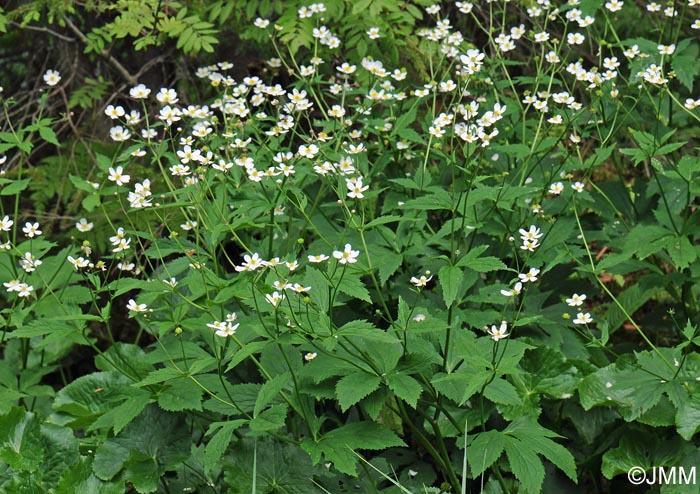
[235,252,265,272]
[519,225,543,241]
[605,0,623,12]
[304,352,317,361]
[67,255,90,269]
[573,312,593,324]
[336,62,357,74]
[410,274,433,287]
[129,83,151,99]
[43,69,61,86]
[207,320,239,337]
[76,218,94,232]
[0,215,13,231]
[518,268,540,283]
[104,105,125,119]
[346,176,369,199]
[297,144,319,158]
[4,279,22,292]
[548,182,564,195]
[572,181,585,193]
[254,17,270,28]
[126,299,147,314]
[501,282,523,297]
[108,166,130,186]
[109,126,131,142]
[520,239,540,252]
[181,220,197,231]
[265,291,285,306]
[657,44,675,55]
[488,321,509,341]
[566,293,587,306]
[23,222,42,238]
[156,88,178,104]
[333,244,360,264]
[308,254,330,263]
[19,252,42,273]
[17,283,34,297]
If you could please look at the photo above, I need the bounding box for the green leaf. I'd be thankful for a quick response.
[0,407,44,471]
[136,367,185,386]
[504,439,545,494]
[675,393,700,440]
[56,456,123,494]
[203,420,247,473]
[255,372,290,416]
[249,403,288,431]
[301,422,406,475]
[92,441,130,480]
[506,419,577,484]
[468,430,507,477]
[457,245,507,272]
[438,265,463,308]
[579,367,662,420]
[336,372,382,411]
[1,178,31,196]
[667,235,697,270]
[600,433,696,479]
[157,378,203,411]
[672,52,699,91]
[93,405,190,480]
[335,273,371,303]
[89,389,151,434]
[335,320,398,343]
[53,372,131,424]
[38,126,59,146]
[124,451,159,493]
[385,373,422,408]
[432,369,493,405]
[484,378,522,406]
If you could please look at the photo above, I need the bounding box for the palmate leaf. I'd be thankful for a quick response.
[579,350,680,422]
[203,420,247,474]
[301,422,406,475]
[0,407,44,472]
[336,372,382,411]
[92,405,190,484]
[157,378,204,412]
[224,438,325,494]
[467,418,577,493]
[56,456,123,494]
[675,393,700,441]
[601,433,699,479]
[385,373,422,408]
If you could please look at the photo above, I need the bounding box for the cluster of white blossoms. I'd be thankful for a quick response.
[127,179,152,209]
[493,24,525,52]
[3,279,34,297]
[565,293,594,325]
[19,252,42,273]
[109,227,132,253]
[207,313,239,337]
[345,176,369,199]
[234,244,359,274]
[518,225,543,252]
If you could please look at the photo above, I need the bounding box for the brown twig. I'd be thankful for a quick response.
[8,21,76,43]
[62,15,138,86]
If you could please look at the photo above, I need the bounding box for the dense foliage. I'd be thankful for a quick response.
[2,0,700,493]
